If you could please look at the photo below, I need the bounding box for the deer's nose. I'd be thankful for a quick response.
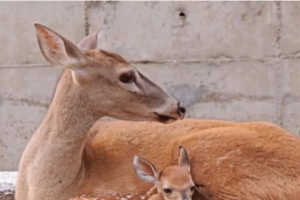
[178,102,186,119]
[181,192,189,200]
[179,106,186,115]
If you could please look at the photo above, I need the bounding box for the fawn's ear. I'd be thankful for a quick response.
[178,145,190,171]
[34,23,87,69]
[77,26,106,50]
[133,156,159,183]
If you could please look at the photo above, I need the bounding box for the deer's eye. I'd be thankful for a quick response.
[119,72,134,83]
[163,188,172,194]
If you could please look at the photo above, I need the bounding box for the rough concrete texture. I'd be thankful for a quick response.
[89,1,276,60]
[0,2,85,66]
[281,2,300,55]
[0,2,300,174]
[0,67,63,170]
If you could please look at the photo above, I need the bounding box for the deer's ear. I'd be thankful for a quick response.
[34,23,87,69]
[178,145,190,171]
[77,26,106,50]
[133,156,159,183]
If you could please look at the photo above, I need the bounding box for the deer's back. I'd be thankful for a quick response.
[83,119,300,199]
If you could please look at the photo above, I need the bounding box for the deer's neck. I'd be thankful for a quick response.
[26,71,102,190]
[37,96,97,147]
[38,72,100,144]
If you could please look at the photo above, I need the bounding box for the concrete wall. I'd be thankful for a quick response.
[1,1,300,171]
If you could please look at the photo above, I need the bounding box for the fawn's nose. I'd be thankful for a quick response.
[181,192,189,200]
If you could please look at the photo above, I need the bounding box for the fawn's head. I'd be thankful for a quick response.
[133,146,195,200]
[34,23,185,123]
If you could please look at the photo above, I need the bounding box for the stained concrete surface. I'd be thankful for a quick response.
[1,0,300,186]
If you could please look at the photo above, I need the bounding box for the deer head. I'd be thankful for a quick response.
[34,23,185,123]
[133,146,195,200]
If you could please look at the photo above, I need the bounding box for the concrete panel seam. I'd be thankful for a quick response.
[274,1,282,56]
[5,97,49,108]
[4,56,300,68]
[0,64,51,69]
[273,1,284,126]
[127,56,300,64]
[84,1,90,36]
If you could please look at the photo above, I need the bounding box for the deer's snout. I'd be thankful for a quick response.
[180,192,189,200]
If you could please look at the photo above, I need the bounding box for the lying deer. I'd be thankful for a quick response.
[16,23,300,200]
[70,146,209,200]
[15,23,185,200]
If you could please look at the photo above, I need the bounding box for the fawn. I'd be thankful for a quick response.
[69,146,209,200]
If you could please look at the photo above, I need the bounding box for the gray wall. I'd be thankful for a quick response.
[1,1,300,171]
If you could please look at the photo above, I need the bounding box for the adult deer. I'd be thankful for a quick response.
[15,23,185,200]
[86,120,300,200]
[16,24,300,200]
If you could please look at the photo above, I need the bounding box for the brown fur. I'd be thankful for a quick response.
[85,49,129,65]
[81,119,300,200]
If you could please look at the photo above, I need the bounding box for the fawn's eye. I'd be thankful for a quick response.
[163,188,172,194]
[119,72,134,83]
[190,186,195,192]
